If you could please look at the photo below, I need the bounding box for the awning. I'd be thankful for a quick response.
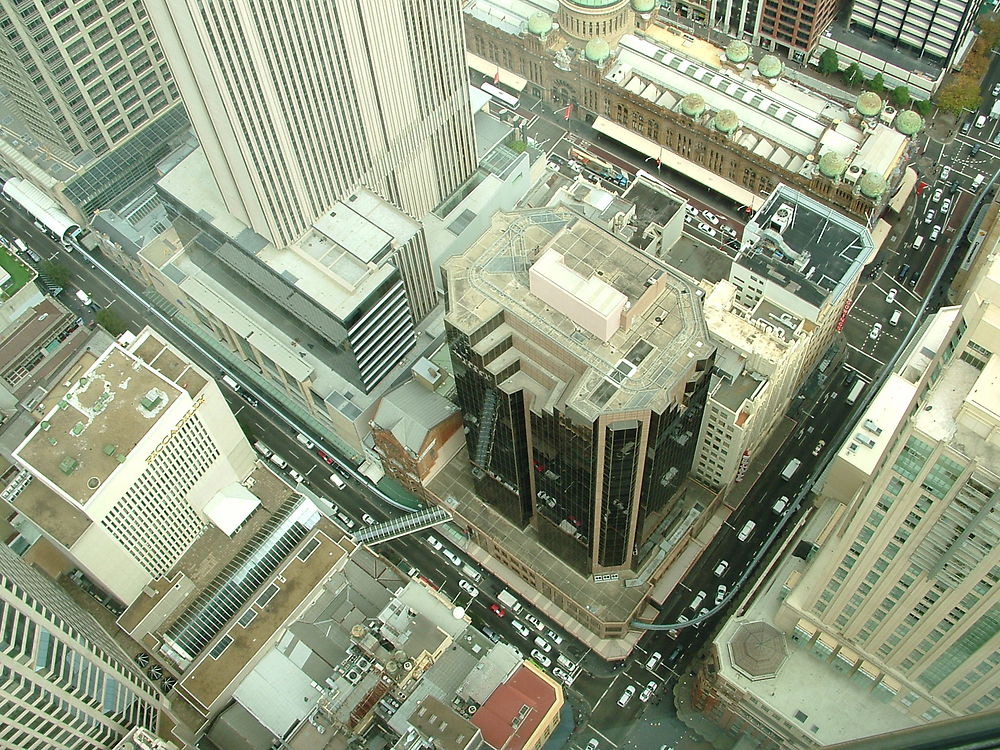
[204,484,261,536]
[592,116,765,210]
[871,218,892,249]
[466,52,527,91]
[888,166,918,213]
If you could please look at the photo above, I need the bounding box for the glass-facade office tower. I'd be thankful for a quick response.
[145,0,478,248]
[0,545,160,750]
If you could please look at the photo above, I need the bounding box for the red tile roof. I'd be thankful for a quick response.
[472,664,558,750]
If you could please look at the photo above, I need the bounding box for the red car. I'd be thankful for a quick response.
[490,603,505,617]
[317,450,335,465]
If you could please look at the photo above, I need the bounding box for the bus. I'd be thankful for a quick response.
[568,147,629,187]
[480,82,520,109]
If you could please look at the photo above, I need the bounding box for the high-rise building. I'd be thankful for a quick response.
[144,0,478,247]
[0,544,161,750]
[10,327,256,605]
[443,207,712,575]
[849,0,984,64]
[756,0,841,61]
[0,0,179,157]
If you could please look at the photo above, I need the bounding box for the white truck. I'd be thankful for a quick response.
[991,99,1000,120]
[780,458,801,481]
[497,589,523,613]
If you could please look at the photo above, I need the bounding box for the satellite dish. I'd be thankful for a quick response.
[452,606,466,619]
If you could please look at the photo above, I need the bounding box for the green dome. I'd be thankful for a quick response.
[567,0,626,7]
[584,37,612,64]
[758,54,783,78]
[725,40,751,64]
[894,109,924,136]
[680,93,706,117]
[527,12,553,36]
[856,91,883,117]
[858,171,887,198]
[714,109,739,133]
[818,151,847,178]
[632,0,657,11]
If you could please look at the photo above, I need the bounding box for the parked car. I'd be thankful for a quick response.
[715,585,728,606]
[886,288,897,303]
[697,222,718,237]
[553,667,572,683]
[813,439,827,456]
[714,560,729,577]
[458,579,479,598]
[702,210,720,225]
[640,680,658,702]
[940,165,952,180]
[870,323,883,340]
[924,210,935,224]
[929,225,941,242]
[931,188,942,203]
[524,612,545,631]
[646,651,662,670]
[941,198,952,214]
[530,649,552,668]
[545,629,563,645]
[490,603,505,617]
[512,620,531,637]
[617,685,637,707]
[426,535,443,551]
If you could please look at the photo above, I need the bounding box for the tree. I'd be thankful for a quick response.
[980,14,1000,49]
[914,98,934,117]
[39,260,69,287]
[867,73,885,94]
[935,78,982,114]
[842,63,864,88]
[818,49,840,75]
[95,308,127,337]
[890,85,911,107]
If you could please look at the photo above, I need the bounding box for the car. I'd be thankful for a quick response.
[993,82,1000,96]
[567,160,582,172]
[931,188,942,203]
[288,468,304,483]
[924,210,935,224]
[993,130,1000,146]
[702,210,720,225]
[970,143,981,157]
[586,740,600,750]
[941,198,952,214]
[686,205,700,217]
[361,513,375,525]
[533,638,552,653]
[813,439,827,456]
[295,433,315,449]
[940,165,951,180]
[683,213,694,224]
[640,680,658,702]
[697,222,718,237]
[617,685,637,707]
[317,450,335,465]
[646,651,662,670]
[886,288,897,303]
[512,620,531,637]
[720,224,737,237]
[716,585,728,605]
[772,496,788,514]
[530,649,552,667]
[524,612,544,631]
[545,629,564,645]
[426,535,443,551]
[961,120,972,134]
[896,263,910,281]
[490,603,505,617]
[241,392,259,407]
[458,579,479,598]
[546,160,560,171]
[870,323,883,340]
[714,560,729,577]
[553,666,572,683]
[443,549,462,567]
[929,224,941,241]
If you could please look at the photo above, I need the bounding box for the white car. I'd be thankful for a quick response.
[697,222,718,237]
[931,188,942,203]
[929,225,941,241]
[361,513,375,525]
[714,560,729,577]
[443,549,462,567]
[617,685,637,707]
[426,535,443,551]
[640,680,658,702]
[941,198,952,214]
[512,620,531,638]
[288,468,304,484]
[812,440,826,456]
[715,585,728,606]
[686,205,700,217]
[524,612,544,631]
[924,210,935,224]
[545,629,563,645]
[534,638,552,653]
[993,82,1000,96]
[683,213,694,224]
[702,210,720,225]
[646,651,662,670]
[870,323,882,340]
[458,579,479,598]
[885,288,897,304]
[720,224,737,237]
[940,165,951,180]
[586,740,600,750]
[530,649,552,668]
[553,667,572,683]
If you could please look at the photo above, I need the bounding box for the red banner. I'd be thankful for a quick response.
[836,297,853,332]
[563,103,572,120]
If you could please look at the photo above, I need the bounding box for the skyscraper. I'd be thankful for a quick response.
[443,208,712,575]
[0,544,161,750]
[0,0,179,157]
[144,0,478,247]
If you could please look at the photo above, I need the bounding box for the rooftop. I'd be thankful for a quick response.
[373,380,459,455]
[471,663,561,750]
[443,208,710,419]
[739,184,875,310]
[14,344,185,508]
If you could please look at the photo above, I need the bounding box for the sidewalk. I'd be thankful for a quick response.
[673,673,740,750]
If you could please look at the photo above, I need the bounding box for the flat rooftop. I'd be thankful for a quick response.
[740,185,875,309]
[444,208,710,419]
[14,344,184,508]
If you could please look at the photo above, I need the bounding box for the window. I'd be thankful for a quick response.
[209,635,233,659]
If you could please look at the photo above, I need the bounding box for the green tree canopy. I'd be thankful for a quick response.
[867,73,885,94]
[914,98,933,117]
[95,308,127,337]
[842,63,864,88]
[39,260,70,287]
[818,49,840,75]
[890,85,911,107]
[935,78,982,114]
